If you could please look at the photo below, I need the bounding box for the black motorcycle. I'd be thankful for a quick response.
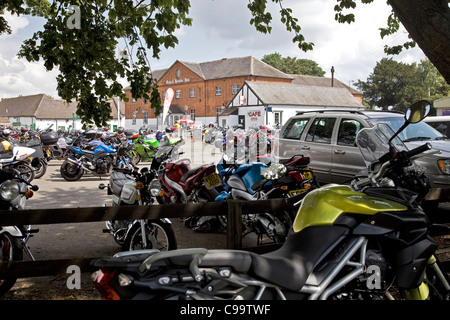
[0,164,39,296]
[91,101,450,300]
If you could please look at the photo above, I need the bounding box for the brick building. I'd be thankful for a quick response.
[123,56,362,130]
[124,56,292,130]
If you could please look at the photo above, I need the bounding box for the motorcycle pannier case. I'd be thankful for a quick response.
[40,132,58,145]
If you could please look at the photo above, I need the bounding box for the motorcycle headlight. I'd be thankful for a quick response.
[437,159,450,174]
[263,163,287,180]
[149,179,162,197]
[0,180,21,201]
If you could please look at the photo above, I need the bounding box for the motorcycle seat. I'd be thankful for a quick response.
[110,171,134,195]
[249,225,348,291]
[180,163,215,183]
[0,150,13,159]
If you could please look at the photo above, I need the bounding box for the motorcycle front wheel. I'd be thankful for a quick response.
[123,220,177,252]
[0,233,23,296]
[60,160,84,181]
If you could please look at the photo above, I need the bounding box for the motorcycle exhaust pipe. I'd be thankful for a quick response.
[66,157,84,169]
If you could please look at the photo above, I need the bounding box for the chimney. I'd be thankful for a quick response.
[331,66,335,87]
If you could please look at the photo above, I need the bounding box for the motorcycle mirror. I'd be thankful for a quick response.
[98,183,106,190]
[140,167,149,174]
[389,100,431,145]
[405,100,431,124]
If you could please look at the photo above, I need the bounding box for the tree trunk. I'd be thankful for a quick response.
[388,0,450,84]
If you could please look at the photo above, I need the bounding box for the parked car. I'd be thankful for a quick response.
[424,115,450,137]
[278,108,450,209]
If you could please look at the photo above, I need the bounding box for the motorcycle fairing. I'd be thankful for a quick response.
[293,184,407,232]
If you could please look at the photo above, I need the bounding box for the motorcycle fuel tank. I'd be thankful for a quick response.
[293,184,407,232]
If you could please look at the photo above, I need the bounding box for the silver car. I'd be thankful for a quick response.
[278,109,450,206]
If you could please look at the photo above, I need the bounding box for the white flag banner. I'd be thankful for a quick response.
[162,88,174,126]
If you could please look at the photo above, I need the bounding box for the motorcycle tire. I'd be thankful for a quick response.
[13,163,35,183]
[60,160,84,181]
[34,158,48,179]
[0,233,23,296]
[122,219,177,252]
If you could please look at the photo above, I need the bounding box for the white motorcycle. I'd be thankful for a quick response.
[0,143,37,182]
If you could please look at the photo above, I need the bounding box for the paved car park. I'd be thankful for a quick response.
[23,139,226,261]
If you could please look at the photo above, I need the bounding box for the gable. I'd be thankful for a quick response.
[158,61,205,86]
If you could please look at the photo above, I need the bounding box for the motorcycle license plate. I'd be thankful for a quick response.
[203,173,221,189]
[289,189,308,197]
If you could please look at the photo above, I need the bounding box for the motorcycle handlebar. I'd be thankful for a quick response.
[405,142,432,159]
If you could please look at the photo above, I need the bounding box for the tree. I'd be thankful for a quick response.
[262,53,325,76]
[356,58,449,112]
[1,0,449,126]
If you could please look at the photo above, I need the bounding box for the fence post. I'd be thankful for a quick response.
[226,199,242,249]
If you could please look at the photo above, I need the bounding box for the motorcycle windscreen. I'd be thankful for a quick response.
[356,124,407,167]
[292,184,407,232]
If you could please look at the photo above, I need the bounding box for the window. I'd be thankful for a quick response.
[190,88,195,98]
[132,98,136,103]
[232,84,239,94]
[132,112,136,125]
[215,86,221,96]
[282,118,310,140]
[190,109,195,121]
[337,119,362,146]
[176,90,181,99]
[306,117,336,144]
[274,112,282,126]
[143,111,148,125]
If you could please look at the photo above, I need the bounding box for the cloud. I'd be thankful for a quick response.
[0,1,428,99]
[0,53,59,99]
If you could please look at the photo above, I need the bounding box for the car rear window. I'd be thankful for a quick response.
[306,117,336,144]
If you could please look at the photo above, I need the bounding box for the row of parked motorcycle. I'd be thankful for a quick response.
[2,100,450,300]
[89,101,450,300]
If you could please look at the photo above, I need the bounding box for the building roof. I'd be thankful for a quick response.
[141,56,293,83]
[180,56,292,80]
[0,94,125,119]
[290,74,362,95]
[243,81,363,108]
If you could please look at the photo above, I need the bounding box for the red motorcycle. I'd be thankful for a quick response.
[149,138,222,206]
[156,158,221,204]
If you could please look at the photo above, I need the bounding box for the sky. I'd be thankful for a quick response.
[0,0,427,100]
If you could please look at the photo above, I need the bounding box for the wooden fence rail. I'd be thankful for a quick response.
[0,198,293,279]
[1,198,449,280]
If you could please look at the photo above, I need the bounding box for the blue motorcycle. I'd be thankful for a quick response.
[197,155,319,244]
[60,139,121,181]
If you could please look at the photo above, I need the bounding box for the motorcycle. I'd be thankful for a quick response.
[0,164,40,296]
[60,139,118,181]
[132,131,181,164]
[0,140,37,183]
[91,100,450,300]
[212,154,319,243]
[98,167,177,252]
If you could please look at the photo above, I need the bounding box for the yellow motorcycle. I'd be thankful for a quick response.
[91,100,449,300]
